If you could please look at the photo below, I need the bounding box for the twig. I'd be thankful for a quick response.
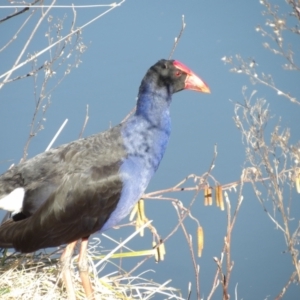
[0,0,56,89]
[79,105,89,138]
[0,0,126,86]
[275,270,298,300]
[45,119,68,151]
[0,0,41,24]
[1,4,119,9]
[121,105,136,123]
[173,204,201,300]
[0,10,34,53]
[169,15,186,59]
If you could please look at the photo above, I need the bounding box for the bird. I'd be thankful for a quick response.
[0,59,210,299]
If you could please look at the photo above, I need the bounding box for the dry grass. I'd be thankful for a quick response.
[0,238,184,300]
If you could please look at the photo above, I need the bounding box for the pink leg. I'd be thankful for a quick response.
[78,236,94,299]
[60,241,77,300]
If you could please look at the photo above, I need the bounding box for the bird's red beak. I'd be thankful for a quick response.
[173,60,210,94]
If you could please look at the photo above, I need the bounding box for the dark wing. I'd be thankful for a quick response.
[0,125,127,252]
[0,124,125,216]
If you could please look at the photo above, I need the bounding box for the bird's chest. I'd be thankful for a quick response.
[122,116,171,173]
[100,119,170,231]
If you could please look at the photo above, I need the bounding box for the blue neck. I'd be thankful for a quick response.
[135,82,172,129]
[121,82,172,173]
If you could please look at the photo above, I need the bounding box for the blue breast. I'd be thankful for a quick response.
[101,85,172,231]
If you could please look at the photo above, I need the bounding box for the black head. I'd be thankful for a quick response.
[140,59,210,95]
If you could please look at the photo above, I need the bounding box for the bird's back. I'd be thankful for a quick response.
[0,124,125,215]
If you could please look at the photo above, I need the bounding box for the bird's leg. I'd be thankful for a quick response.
[60,241,77,300]
[78,236,94,299]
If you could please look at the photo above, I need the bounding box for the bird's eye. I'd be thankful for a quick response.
[175,71,181,77]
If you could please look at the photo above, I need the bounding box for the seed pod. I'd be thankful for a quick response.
[135,210,141,232]
[217,185,224,211]
[138,216,145,237]
[159,240,166,256]
[197,226,204,257]
[138,198,146,220]
[205,186,213,206]
[152,241,159,262]
[129,203,138,221]
[159,240,166,261]
[215,186,220,207]
[139,225,144,237]
[204,186,209,206]
[208,187,213,206]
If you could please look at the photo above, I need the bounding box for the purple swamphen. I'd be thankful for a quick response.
[0,59,210,299]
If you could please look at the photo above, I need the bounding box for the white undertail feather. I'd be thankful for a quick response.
[0,187,25,215]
